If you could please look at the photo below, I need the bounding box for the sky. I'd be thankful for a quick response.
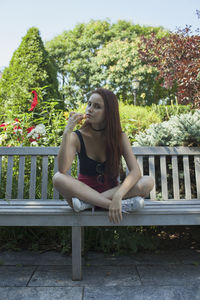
[0,0,199,68]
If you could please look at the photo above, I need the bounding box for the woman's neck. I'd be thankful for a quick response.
[90,124,105,132]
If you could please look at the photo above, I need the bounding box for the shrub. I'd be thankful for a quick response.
[133,110,200,146]
[0,27,60,117]
[151,102,193,121]
[119,102,161,142]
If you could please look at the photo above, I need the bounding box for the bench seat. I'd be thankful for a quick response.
[1,199,200,227]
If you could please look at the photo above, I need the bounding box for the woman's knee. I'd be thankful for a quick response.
[52,171,67,187]
[138,175,154,196]
[52,172,60,187]
[146,176,154,191]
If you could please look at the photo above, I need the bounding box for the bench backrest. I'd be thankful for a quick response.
[0,147,199,201]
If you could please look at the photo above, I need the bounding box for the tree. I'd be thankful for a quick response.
[90,38,168,105]
[139,27,200,108]
[46,20,168,107]
[0,27,60,117]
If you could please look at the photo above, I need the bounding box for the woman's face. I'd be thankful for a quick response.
[85,93,106,126]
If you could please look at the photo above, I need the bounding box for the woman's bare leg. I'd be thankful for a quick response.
[101,176,154,200]
[53,172,112,209]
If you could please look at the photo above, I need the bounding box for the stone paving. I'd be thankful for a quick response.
[0,249,200,299]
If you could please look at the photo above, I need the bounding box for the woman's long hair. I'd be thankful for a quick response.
[91,88,123,181]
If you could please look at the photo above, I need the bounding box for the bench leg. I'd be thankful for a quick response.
[72,226,82,280]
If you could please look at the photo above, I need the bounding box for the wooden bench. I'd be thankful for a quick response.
[0,146,200,280]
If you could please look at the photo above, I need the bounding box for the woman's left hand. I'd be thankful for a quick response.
[108,195,123,224]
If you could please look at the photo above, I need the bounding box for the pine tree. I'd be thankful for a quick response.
[0,27,59,116]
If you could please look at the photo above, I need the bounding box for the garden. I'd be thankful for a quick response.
[0,19,200,254]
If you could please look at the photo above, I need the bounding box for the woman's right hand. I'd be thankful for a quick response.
[64,112,85,133]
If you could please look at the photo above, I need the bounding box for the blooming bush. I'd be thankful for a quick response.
[0,91,66,147]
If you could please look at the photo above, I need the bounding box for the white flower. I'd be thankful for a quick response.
[30,141,38,147]
[35,124,46,135]
[27,124,46,139]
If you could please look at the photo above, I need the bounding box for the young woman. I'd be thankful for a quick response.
[53,88,154,224]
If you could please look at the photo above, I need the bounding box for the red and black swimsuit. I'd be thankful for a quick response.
[74,130,118,193]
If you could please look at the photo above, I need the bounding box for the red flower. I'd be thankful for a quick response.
[13,125,22,134]
[0,123,8,131]
[29,90,38,111]
[27,126,35,133]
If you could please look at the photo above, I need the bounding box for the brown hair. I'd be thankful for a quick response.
[91,88,123,181]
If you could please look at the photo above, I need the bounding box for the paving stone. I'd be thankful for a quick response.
[0,287,82,300]
[29,265,141,287]
[84,285,200,300]
[85,250,181,266]
[0,251,72,266]
[0,266,36,287]
[137,264,200,286]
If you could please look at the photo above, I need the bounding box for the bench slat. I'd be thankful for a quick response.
[0,146,199,156]
[149,156,156,199]
[1,206,200,214]
[183,155,192,199]
[0,156,2,187]
[6,156,14,199]
[160,155,168,200]
[137,156,143,176]
[0,200,68,206]
[132,147,199,156]
[195,156,200,199]
[0,147,59,155]
[172,156,180,200]
[53,156,59,199]
[41,156,48,199]
[1,199,200,206]
[2,205,200,211]
[29,156,37,199]
[17,156,25,199]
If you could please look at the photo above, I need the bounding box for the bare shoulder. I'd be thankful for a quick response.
[71,131,80,152]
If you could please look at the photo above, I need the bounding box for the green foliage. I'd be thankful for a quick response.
[119,102,161,142]
[0,27,60,116]
[85,227,160,253]
[0,100,66,147]
[134,110,200,146]
[151,101,194,121]
[90,38,167,105]
[46,20,169,107]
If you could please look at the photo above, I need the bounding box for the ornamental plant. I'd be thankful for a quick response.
[139,26,200,108]
[0,90,65,147]
[133,110,200,147]
[0,27,60,116]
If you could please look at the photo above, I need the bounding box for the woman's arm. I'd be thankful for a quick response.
[108,133,141,223]
[113,133,141,200]
[58,112,84,174]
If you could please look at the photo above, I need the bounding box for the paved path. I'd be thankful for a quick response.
[0,249,200,299]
